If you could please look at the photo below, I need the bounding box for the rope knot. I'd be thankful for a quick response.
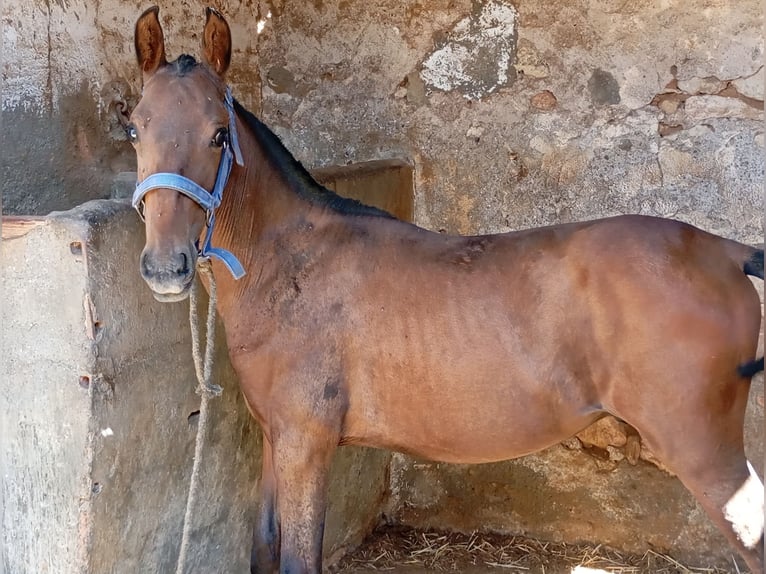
[196,382,223,398]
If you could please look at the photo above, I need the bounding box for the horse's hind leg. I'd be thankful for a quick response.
[675,457,764,572]
[252,437,280,574]
[624,385,763,573]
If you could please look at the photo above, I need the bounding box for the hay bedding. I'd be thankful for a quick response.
[334,526,742,574]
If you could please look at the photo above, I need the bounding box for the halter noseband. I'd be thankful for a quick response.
[132,87,246,280]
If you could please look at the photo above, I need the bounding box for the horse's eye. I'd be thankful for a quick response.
[212,127,229,148]
[125,124,138,144]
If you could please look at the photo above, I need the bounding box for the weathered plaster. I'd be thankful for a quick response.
[420,0,518,99]
[254,0,762,243]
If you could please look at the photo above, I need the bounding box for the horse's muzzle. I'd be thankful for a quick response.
[140,247,196,302]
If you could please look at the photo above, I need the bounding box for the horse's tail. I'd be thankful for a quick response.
[737,245,763,378]
[738,357,764,378]
[743,248,764,280]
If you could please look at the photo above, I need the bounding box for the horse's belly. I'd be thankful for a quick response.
[343,375,601,464]
[348,414,600,464]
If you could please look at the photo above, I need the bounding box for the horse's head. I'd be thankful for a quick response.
[130,6,242,302]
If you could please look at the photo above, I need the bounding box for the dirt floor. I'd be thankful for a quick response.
[333,526,746,574]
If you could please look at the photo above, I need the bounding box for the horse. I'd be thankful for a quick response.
[129,6,764,573]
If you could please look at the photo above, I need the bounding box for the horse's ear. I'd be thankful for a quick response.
[134,6,167,81]
[201,7,232,77]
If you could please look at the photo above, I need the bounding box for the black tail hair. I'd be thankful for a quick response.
[744,249,763,279]
[739,249,764,378]
[738,357,764,378]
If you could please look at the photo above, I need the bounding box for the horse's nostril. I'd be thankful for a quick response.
[140,251,152,278]
[177,251,189,276]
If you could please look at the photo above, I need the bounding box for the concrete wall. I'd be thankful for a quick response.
[0,202,389,573]
[1,0,763,569]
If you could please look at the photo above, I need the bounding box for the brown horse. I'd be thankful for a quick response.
[129,7,764,573]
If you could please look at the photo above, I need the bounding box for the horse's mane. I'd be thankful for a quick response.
[165,54,392,218]
[171,54,199,76]
[232,100,395,219]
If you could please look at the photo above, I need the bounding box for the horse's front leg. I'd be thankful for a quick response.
[252,436,280,574]
[273,425,337,574]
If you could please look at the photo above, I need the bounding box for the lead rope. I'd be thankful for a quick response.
[175,258,223,574]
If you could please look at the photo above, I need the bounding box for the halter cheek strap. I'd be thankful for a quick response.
[132,87,246,280]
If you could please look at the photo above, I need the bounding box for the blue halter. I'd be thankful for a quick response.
[132,87,246,280]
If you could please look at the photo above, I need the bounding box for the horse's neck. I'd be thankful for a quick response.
[217,121,309,243]
[209,117,320,311]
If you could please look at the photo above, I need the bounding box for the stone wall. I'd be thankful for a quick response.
[256,0,763,244]
[2,0,763,569]
[3,1,761,238]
